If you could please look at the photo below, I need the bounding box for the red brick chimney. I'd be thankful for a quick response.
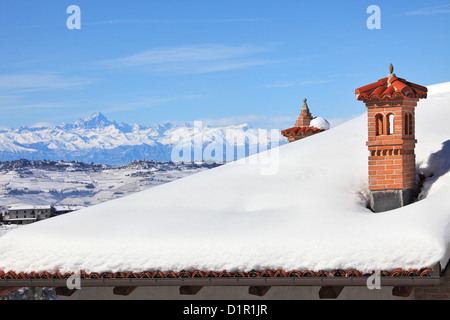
[355,64,428,212]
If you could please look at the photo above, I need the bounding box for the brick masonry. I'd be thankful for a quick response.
[415,263,450,300]
[295,108,312,127]
[365,98,419,191]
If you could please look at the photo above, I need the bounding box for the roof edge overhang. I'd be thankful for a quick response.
[0,274,442,288]
[355,77,428,101]
[0,263,444,288]
[281,127,324,137]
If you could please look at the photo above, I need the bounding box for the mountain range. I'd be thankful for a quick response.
[0,113,286,165]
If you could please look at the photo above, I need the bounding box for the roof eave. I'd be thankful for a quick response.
[0,274,442,288]
[0,262,444,288]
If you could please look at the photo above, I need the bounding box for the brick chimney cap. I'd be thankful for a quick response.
[355,67,427,101]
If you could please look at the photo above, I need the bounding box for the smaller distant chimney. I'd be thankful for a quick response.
[295,99,313,127]
[281,98,324,142]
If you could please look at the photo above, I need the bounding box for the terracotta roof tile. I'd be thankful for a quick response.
[281,126,324,137]
[0,268,435,279]
[355,76,427,101]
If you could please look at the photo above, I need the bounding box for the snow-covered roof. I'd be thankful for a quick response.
[0,82,449,276]
[7,205,51,211]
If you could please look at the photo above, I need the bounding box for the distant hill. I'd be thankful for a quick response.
[0,159,221,207]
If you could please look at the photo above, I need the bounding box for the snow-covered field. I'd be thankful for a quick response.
[0,160,219,207]
[0,82,449,274]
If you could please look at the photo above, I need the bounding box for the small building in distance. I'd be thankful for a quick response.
[281,98,330,142]
[3,205,52,224]
[1,204,84,224]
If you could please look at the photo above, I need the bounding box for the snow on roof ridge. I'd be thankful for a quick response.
[7,204,51,210]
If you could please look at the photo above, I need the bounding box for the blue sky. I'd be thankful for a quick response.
[0,0,449,129]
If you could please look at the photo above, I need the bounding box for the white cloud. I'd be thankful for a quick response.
[0,73,94,93]
[0,94,23,104]
[0,101,71,112]
[403,4,450,16]
[102,95,200,113]
[101,44,275,74]
[0,73,95,114]
[86,18,266,26]
[266,79,329,88]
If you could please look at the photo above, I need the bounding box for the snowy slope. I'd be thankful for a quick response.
[0,113,285,164]
[0,82,449,274]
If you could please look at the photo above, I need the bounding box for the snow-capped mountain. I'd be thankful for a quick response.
[0,113,286,165]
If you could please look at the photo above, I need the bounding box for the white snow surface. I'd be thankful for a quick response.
[310,117,330,130]
[0,82,449,274]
